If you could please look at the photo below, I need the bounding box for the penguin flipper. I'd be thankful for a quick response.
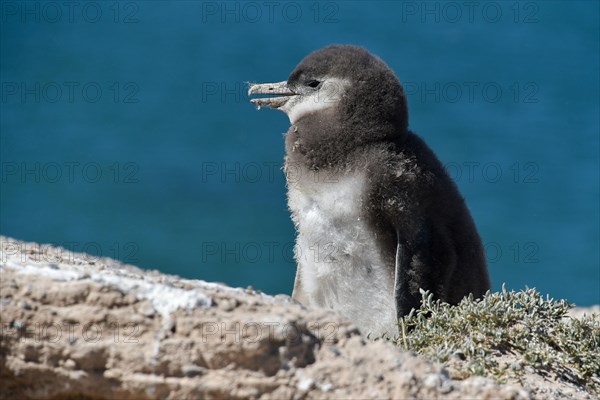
[393,227,432,320]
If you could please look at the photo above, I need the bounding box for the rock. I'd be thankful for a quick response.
[423,373,443,388]
[296,376,314,392]
[568,305,600,319]
[181,364,205,377]
[511,361,523,371]
[0,235,585,400]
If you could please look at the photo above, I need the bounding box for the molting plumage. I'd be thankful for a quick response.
[249,45,490,336]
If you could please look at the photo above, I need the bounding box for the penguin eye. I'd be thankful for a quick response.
[305,80,321,88]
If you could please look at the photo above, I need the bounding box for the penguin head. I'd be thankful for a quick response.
[249,45,409,168]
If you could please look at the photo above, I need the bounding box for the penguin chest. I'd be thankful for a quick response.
[287,172,397,336]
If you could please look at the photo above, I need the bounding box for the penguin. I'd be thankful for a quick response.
[248,45,490,336]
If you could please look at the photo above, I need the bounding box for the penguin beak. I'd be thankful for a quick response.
[248,81,296,109]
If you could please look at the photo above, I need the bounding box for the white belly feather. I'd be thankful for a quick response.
[287,172,397,337]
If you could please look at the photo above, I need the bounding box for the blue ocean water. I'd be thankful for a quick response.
[1,1,598,305]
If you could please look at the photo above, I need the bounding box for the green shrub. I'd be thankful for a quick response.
[388,285,599,394]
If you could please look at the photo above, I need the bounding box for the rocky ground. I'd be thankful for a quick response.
[0,236,597,399]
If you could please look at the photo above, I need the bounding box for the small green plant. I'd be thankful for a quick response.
[389,285,600,394]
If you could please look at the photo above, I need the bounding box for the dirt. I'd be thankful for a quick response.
[0,236,594,399]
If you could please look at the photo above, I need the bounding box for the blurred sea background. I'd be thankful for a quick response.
[1,1,598,305]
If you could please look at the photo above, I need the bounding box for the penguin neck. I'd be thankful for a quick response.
[284,118,407,172]
[284,123,352,172]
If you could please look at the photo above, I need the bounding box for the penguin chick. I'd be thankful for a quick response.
[248,45,491,336]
